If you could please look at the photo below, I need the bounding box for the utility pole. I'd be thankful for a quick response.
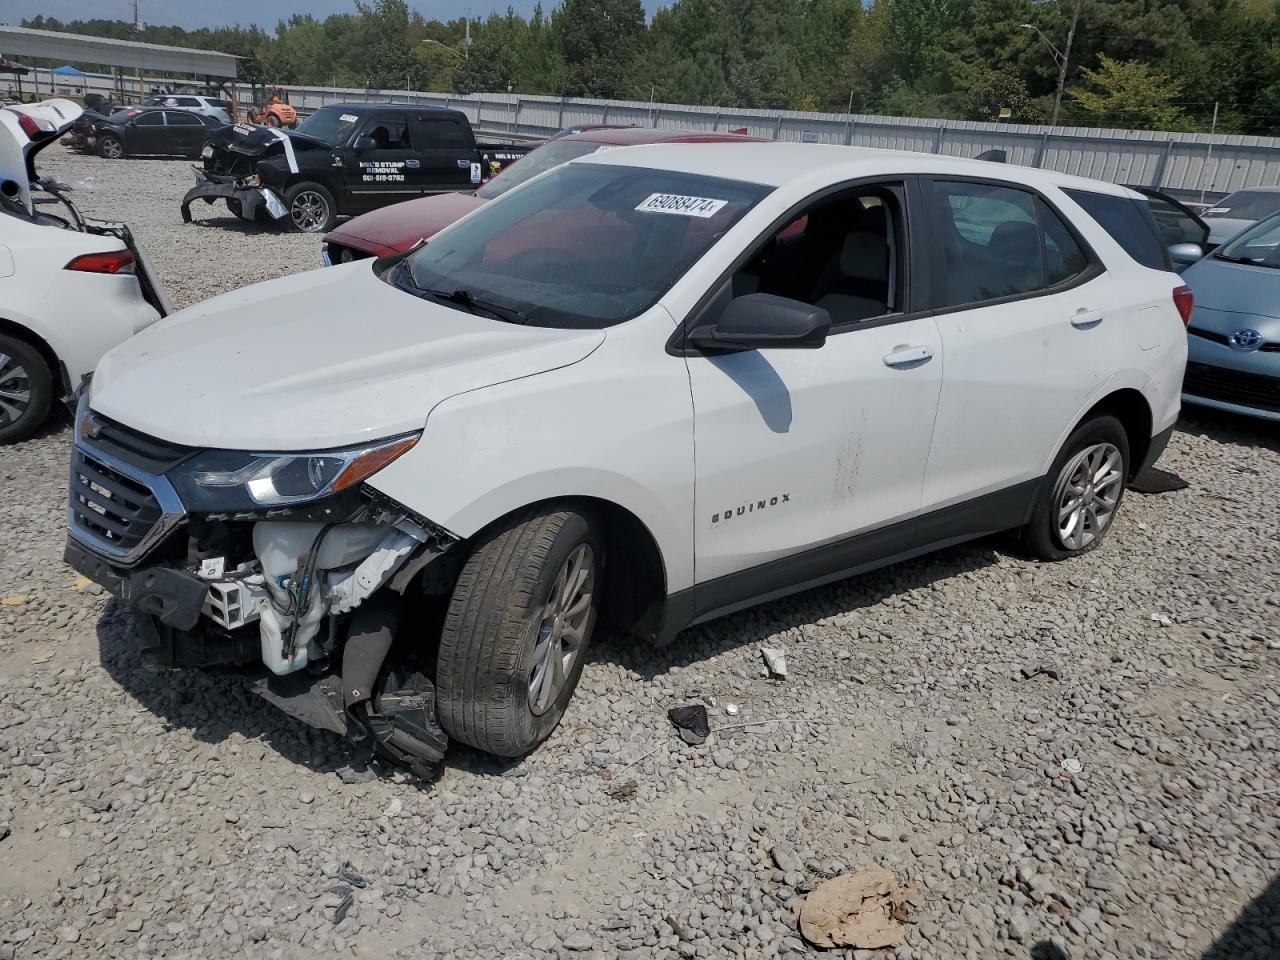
[1022,0,1084,128]
[1200,101,1219,205]
[133,0,142,36]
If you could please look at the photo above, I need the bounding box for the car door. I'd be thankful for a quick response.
[127,111,166,153]
[412,115,481,194]
[683,180,943,609]
[163,110,206,155]
[344,113,428,212]
[919,177,1123,523]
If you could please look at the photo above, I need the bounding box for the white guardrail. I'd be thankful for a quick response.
[36,70,1280,200]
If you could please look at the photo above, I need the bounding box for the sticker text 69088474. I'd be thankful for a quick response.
[635,193,729,218]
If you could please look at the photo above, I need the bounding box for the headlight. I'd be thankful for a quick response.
[171,433,419,511]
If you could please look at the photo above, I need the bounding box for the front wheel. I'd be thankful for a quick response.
[436,504,603,757]
[1022,414,1130,561]
[96,135,124,159]
[0,335,54,445]
[284,182,336,233]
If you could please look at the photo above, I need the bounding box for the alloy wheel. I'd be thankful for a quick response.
[290,191,329,232]
[0,352,31,427]
[527,543,594,716]
[100,138,123,159]
[1054,442,1124,551]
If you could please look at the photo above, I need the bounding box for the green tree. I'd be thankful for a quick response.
[1070,54,1187,129]
[557,0,647,98]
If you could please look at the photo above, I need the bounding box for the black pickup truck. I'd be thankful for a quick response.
[181,103,532,233]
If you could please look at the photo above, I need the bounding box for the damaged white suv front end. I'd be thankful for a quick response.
[65,405,460,769]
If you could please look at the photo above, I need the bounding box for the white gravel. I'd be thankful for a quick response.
[1,149,1278,960]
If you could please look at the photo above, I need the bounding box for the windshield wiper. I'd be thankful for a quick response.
[421,287,529,325]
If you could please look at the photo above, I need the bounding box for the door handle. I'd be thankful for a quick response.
[1070,308,1104,329]
[405,159,420,169]
[882,345,933,368]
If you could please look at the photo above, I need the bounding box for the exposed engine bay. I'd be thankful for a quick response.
[64,411,462,772]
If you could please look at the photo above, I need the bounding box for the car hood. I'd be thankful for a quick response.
[90,261,605,451]
[326,192,488,256]
[0,98,82,213]
[203,121,331,159]
[1183,257,1280,320]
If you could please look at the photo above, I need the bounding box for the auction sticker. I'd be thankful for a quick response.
[635,193,728,218]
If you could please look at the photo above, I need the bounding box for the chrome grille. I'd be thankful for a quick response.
[67,444,185,566]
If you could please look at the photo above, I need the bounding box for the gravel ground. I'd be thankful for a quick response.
[2,151,1278,960]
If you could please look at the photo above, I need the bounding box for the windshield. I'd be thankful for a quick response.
[1203,189,1280,221]
[1216,212,1280,268]
[395,162,770,328]
[293,107,361,146]
[476,140,610,200]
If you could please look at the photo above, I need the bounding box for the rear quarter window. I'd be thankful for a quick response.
[1064,188,1169,271]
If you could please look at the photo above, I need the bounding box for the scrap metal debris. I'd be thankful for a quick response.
[338,862,367,888]
[798,867,920,950]
[1019,663,1061,681]
[761,646,787,679]
[668,704,711,745]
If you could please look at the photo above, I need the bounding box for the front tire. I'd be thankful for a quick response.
[285,182,336,233]
[0,335,54,445]
[1023,415,1129,561]
[437,504,603,757]
[96,134,124,159]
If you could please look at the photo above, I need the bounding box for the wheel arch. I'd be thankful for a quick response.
[1073,387,1153,479]
[459,495,669,645]
[0,317,69,396]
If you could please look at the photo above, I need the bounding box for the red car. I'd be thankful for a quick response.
[321,126,764,264]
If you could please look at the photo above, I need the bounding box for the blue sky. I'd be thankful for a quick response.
[1,1,663,32]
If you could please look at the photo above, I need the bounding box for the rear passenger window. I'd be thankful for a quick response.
[929,181,1096,307]
[419,119,469,149]
[1039,200,1089,286]
[1063,188,1167,270]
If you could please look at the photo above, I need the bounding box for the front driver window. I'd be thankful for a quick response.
[731,187,905,325]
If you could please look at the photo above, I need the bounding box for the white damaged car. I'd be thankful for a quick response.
[0,99,169,444]
[67,144,1189,768]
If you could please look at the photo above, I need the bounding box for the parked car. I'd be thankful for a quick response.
[1201,186,1280,246]
[1127,186,1210,270]
[141,94,232,125]
[1180,211,1280,419]
[0,99,168,444]
[322,126,763,264]
[87,107,223,160]
[182,103,534,233]
[68,145,1188,768]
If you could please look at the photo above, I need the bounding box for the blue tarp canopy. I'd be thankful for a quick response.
[51,65,86,76]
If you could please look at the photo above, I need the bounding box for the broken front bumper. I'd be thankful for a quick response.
[180,169,287,224]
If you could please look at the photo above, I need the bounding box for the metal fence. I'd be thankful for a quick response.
[35,69,1280,201]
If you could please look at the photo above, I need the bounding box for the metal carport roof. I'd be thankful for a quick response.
[0,26,238,78]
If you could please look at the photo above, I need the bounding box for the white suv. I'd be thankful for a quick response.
[142,95,231,126]
[66,144,1190,767]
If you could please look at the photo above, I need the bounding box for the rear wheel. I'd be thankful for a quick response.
[96,135,124,159]
[285,182,336,233]
[1023,415,1129,561]
[0,335,54,445]
[436,504,602,757]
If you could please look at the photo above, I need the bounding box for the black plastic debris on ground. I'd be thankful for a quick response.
[1129,467,1190,495]
[1020,664,1061,681]
[668,704,711,745]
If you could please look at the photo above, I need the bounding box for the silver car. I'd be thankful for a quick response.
[1200,186,1280,247]
[142,95,231,126]
[1181,212,1280,420]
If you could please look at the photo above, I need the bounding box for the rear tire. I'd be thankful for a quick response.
[436,503,603,757]
[285,182,336,233]
[0,334,54,445]
[1022,415,1129,561]
[96,134,124,159]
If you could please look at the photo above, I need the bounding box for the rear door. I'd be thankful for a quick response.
[163,110,206,155]
[920,178,1123,519]
[412,115,481,194]
[344,112,429,211]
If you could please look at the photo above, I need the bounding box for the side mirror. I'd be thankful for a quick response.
[1168,242,1204,265]
[354,135,377,152]
[688,293,830,352]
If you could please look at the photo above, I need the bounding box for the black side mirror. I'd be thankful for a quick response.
[354,135,377,151]
[688,293,830,351]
